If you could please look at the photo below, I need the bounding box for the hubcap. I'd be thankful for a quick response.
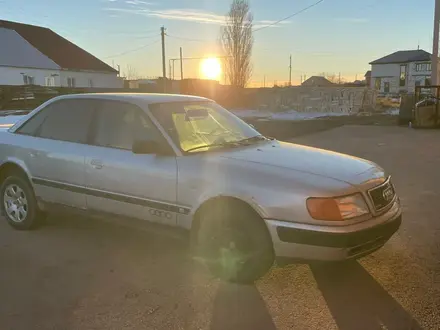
[3,184,28,223]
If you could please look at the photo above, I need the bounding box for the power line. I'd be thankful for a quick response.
[253,0,325,32]
[131,32,161,40]
[167,33,260,45]
[138,28,161,35]
[132,34,160,40]
[166,34,209,43]
[102,39,161,59]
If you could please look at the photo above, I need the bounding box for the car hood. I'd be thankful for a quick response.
[218,141,383,185]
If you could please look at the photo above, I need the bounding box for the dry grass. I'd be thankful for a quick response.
[376,97,400,109]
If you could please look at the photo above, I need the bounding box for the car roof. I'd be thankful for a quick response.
[50,93,210,106]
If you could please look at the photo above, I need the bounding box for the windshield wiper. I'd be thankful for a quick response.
[185,141,240,153]
[185,135,272,153]
[234,135,270,145]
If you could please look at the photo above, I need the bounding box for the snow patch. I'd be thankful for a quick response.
[384,108,400,116]
[232,109,350,121]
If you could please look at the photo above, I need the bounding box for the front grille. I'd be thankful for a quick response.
[368,178,395,211]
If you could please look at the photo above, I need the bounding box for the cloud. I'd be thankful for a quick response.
[125,0,155,5]
[105,6,288,28]
[336,18,369,23]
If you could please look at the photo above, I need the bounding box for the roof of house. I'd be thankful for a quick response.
[369,50,431,65]
[301,76,334,87]
[364,70,371,77]
[0,20,117,73]
[0,27,60,70]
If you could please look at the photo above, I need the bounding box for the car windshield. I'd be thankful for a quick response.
[149,101,265,153]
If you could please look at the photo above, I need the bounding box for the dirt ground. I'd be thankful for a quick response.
[0,125,439,330]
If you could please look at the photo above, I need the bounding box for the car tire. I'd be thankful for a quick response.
[0,175,44,230]
[194,200,274,283]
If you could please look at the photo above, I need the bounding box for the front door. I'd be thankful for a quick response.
[83,100,178,226]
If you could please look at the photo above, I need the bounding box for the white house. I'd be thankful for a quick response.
[0,20,122,88]
[369,49,439,95]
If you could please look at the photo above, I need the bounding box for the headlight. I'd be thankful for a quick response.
[306,193,370,221]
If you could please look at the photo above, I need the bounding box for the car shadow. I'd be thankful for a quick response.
[310,261,422,330]
[210,282,277,330]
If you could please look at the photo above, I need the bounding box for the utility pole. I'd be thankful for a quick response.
[169,61,172,80]
[263,75,266,88]
[117,64,120,77]
[432,0,440,86]
[338,72,341,84]
[161,26,167,91]
[180,47,184,80]
[289,55,292,86]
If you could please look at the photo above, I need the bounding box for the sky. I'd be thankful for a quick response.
[1,0,436,86]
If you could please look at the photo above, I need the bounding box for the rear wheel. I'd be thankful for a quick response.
[0,175,43,230]
[194,200,274,283]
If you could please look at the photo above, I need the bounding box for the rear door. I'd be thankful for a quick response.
[83,100,179,226]
[14,99,96,209]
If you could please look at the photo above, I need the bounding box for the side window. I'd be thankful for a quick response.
[37,100,95,143]
[93,101,158,150]
[16,107,54,136]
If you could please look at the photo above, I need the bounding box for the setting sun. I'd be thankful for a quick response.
[200,58,221,80]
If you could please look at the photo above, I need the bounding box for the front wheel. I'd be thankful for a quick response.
[194,201,274,283]
[0,175,43,230]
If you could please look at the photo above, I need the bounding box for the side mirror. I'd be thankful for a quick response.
[132,140,163,155]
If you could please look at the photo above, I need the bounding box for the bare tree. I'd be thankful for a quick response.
[319,72,337,83]
[123,65,140,80]
[221,0,253,87]
[327,73,337,84]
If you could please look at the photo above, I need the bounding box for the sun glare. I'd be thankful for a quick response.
[200,58,221,80]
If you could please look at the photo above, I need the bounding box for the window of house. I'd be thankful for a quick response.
[32,100,95,143]
[425,76,431,86]
[416,63,432,72]
[399,65,406,86]
[384,82,390,93]
[22,75,35,85]
[67,77,76,88]
[375,78,381,90]
[93,101,158,150]
[415,80,421,87]
[45,76,55,87]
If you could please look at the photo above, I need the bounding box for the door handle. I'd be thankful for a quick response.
[90,159,103,169]
[29,151,41,158]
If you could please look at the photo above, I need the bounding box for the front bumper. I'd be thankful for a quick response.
[265,198,402,262]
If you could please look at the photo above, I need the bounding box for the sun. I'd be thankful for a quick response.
[200,58,222,80]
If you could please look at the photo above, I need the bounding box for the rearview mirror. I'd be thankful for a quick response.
[185,109,209,121]
[132,140,163,155]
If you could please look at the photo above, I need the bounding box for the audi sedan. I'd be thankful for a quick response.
[0,93,402,282]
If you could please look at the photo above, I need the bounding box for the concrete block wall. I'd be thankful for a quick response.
[254,86,376,114]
